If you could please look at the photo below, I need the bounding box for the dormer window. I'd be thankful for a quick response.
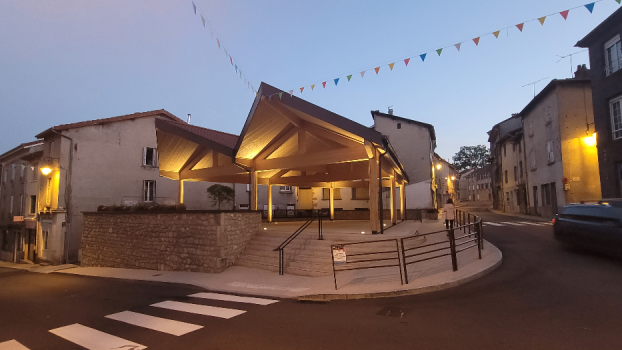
[605,35,621,76]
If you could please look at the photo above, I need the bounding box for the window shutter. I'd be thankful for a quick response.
[142,147,147,166]
[153,181,157,202]
[154,149,158,167]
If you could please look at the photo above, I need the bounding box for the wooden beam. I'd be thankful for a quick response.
[250,170,258,211]
[329,184,335,221]
[159,170,180,180]
[264,101,304,127]
[271,169,368,185]
[256,124,297,160]
[304,123,363,148]
[391,173,397,225]
[178,180,184,204]
[254,147,368,172]
[180,163,247,181]
[298,129,306,155]
[400,184,406,221]
[180,146,208,173]
[368,147,379,234]
[267,184,273,222]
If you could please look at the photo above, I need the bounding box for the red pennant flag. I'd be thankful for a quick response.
[516,23,524,32]
[404,58,410,67]
[455,43,462,51]
[322,81,327,88]
[473,37,480,46]
[560,10,569,20]
[217,39,220,48]
[374,67,380,74]
[360,71,365,78]
[300,87,304,93]
[230,56,233,65]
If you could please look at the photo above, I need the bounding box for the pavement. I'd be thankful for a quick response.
[488,207,554,222]
[0,216,502,301]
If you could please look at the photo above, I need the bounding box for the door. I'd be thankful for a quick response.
[533,186,538,215]
[550,182,558,215]
[297,188,313,210]
[27,229,36,261]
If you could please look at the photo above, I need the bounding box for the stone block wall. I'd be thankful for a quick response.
[81,211,261,273]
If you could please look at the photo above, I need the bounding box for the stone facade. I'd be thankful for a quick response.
[81,211,261,273]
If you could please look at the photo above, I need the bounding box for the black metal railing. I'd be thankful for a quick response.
[330,238,403,290]
[273,210,326,275]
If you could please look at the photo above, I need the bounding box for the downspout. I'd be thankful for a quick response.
[50,129,73,264]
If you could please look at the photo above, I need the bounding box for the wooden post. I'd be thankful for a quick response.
[267,184,273,222]
[329,184,335,221]
[250,169,258,211]
[400,184,406,221]
[178,180,184,204]
[368,149,379,234]
[390,173,397,225]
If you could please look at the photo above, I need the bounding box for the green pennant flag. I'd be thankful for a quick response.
[201,15,205,27]
[347,74,352,81]
[616,0,621,4]
[436,48,443,56]
[278,92,283,100]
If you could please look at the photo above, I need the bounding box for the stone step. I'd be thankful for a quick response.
[235,258,331,277]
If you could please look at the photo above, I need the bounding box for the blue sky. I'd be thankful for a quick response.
[0,0,619,160]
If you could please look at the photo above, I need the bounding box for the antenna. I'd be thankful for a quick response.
[522,77,549,98]
[556,49,588,78]
[187,114,191,124]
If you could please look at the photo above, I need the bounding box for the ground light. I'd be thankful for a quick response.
[41,167,52,176]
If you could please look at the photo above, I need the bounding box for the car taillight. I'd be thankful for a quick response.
[552,218,556,224]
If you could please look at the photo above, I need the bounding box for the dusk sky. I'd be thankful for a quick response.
[1,0,620,160]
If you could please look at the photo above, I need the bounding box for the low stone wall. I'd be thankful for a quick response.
[81,211,261,273]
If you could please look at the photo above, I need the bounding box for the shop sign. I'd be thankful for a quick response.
[332,245,346,265]
[13,216,24,222]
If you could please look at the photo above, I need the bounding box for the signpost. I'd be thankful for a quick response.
[332,245,346,265]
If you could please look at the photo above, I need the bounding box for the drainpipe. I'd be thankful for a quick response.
[50,129,73,264]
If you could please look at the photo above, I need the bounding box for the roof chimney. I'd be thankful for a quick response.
[187,114,191,124]
[574,64,590,79]
[388,106,393,115]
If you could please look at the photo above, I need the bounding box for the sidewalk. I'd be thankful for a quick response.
[488,207,553,222]
[0,261,77,274]
[1,219,502,301]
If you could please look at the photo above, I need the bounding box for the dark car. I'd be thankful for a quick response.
[554,199,622,257]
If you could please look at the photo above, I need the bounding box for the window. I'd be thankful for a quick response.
[514,166,517,181]
[519,161,523,179]
[512,143,516,152]
[32,164,38,182]
[10,196,13,216]
[530,150,537,171]
[143,180,156,202]
[544,105,552,125]
[20,165,25,181]
[322,188,341,200]
[611,96,622,140]
[506,192,509,202]
[3,169,6,184]
[351,187,369,200]
[528,121,534,137]
[279,186,292,193]
[29,196,36,214]
[246,184,250,192]
[605,35,621,76]
[397,123,401,129]
[542,184,551,206]
[19,195,23,215]
[518,142,522,154]
[143,147,158,167]
[546,140,555,164]
[11,165,15,181]
[43,231,48,249]
[505,170,508,183]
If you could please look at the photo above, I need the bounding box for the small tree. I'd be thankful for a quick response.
[206,184,235,210]
[452,145,490,172]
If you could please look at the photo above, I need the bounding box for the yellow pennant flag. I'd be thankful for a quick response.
[311,84,315,90]
[538,16,546,25]
[493,30,500,38]
[389,63,395,71]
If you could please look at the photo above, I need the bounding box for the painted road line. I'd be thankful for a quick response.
[189,292,278,306]
[105,311,203,336]
[484,222,505,226]
[0,340,30,350]
[151,301,246,319]
[501,222,525,226]
[49,323,146,350]
[227,282,310,293]
[518,221,547,226]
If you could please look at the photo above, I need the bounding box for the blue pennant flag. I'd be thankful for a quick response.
[235,64,238,73]
[334,78,340,86]
[420,53,427,62]
[192,1,196,14]
[585,2,595,13]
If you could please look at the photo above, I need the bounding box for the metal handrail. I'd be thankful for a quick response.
[273,210,326,275]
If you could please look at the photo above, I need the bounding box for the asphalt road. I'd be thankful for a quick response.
[2,205,622,349]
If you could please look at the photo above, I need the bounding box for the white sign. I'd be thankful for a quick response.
[332,245,346,265]
[13,216,24,222]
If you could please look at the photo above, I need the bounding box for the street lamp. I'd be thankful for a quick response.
[41,167,52,176]
[436,164,442,170]
[451,176,456,181]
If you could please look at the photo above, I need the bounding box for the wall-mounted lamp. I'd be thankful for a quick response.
[451,176,456,181]
[41,167,53,176]
[582,132,597,147]
[436,164,442,170]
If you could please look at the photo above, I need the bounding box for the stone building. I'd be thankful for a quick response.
[576,7,622,198]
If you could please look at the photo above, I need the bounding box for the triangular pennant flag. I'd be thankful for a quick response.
[235,65,238,73]
[360,71,365,78]
[201,15,205,27]
[260,95,266,101]
[560,10,569,20]
[585,3,595,13]
[225,49,228,56]
[347,74,352,81]
[388,63,395,71]
[322,81,327,88]
[192,1,196,14]
[217,39,220,48]
[230,57,233,65]
[404,58,410,66]
[538,16,546,25]
[311,84,315,90]
[300,87,304,93]
[472,37,480,46]
[268,95,272,101]
[278,92,283,99]
[436,48,443,56]
[240,70,242,78]
[420,53,427,62]
[516,23,524,32]
[493,30,500,38]
[289,90,293,97]
[616,0,621,4]
[454,43,461,51]
[30,167,34,171]
[374,67,380,74]
[334,78,340,86]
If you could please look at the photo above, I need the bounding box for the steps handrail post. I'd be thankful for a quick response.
[331,244,338,290]
[401,237,409,284]
[476,219,482,259]
[396,239,404,285]
[449,227,458,272]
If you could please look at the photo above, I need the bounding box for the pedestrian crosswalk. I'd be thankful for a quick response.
[482,221,552,227]
[2,292,278,350]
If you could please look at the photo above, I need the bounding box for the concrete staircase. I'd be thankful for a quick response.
[235,231,426,277]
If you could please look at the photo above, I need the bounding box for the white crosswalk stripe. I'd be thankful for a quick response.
[188,292,278,305]
[105,311,203,336]
[482,221,553,227]
[151,300,246,319]
[49,323,146,350]
[500,222,525,226]
[518,221,546,226]
[0,340,30,350]
[484,222,505,226]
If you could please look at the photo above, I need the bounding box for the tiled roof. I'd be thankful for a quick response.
[161,120,239,149]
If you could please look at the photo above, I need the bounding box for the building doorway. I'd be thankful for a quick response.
[26,229,37,262]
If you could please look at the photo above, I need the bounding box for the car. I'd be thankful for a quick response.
[553,199,622,257]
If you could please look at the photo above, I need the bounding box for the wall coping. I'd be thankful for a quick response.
[82,210,262,215]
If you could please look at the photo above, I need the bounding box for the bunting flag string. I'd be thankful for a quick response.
[260,0,618,100]
[190,1,255,94]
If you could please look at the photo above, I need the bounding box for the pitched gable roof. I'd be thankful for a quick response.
[158,119,239,149]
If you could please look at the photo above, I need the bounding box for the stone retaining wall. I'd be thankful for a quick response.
[81,211,261,273]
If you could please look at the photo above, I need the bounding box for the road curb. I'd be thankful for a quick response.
[296,251,503,302]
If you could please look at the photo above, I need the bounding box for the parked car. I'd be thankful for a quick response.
[553,199,622,257]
